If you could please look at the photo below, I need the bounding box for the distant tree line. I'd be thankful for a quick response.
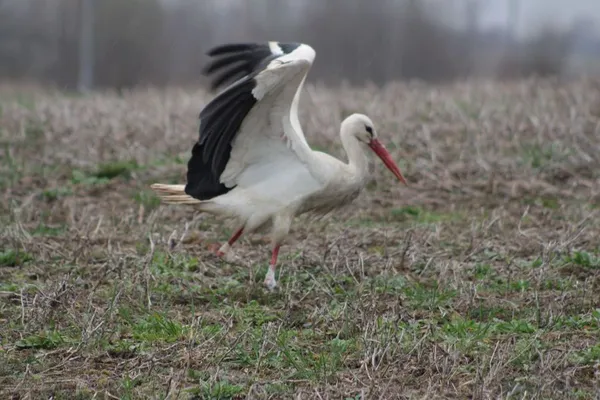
[0,0,594,90]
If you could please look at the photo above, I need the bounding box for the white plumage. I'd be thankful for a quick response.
[151,41,406,289]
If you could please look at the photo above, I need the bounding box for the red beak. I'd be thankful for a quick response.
[368,138,407,185]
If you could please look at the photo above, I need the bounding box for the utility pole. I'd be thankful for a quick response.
[507,0,519,39]
[78,0,94,92]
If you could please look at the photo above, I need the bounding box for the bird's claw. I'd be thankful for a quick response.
[263,278,277,291]
[263,269,277,290]
[215,245,239,263]
[213,242,230,258]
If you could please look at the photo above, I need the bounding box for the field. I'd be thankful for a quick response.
[1,78,599,399]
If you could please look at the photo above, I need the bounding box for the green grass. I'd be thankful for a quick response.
[572,343,600,365]
[185,377,245,399]
[133,189,161,210]
[69,159,140,187]
[15,329,69,350]
[563,250,600,269]
[389,205,462,223]
[41,186,73,201]
[31,223,66,236]
[129,312,190,343]
[521,142,571,169]
[71,169,111,186]
[94,159,140,179]
[0,249,33,267]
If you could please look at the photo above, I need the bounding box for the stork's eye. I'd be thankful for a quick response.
[365,125,373,135]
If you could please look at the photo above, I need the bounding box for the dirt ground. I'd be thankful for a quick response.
[1,78,599,399]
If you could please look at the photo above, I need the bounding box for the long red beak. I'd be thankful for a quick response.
[368,138,407,185]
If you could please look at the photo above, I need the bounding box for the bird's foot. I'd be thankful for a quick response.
[207,243,221,255]
[208,241,230,257]
[215,242,230,257]
[263,269,277,291]
[213,242,239,262]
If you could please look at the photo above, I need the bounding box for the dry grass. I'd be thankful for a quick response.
[1,78,600,399]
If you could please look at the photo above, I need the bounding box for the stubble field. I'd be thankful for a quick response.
[1,78,599,399]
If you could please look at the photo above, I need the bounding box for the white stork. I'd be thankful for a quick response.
[151,41,407,290]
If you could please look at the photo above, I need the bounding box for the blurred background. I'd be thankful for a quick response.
[0,0,598,91]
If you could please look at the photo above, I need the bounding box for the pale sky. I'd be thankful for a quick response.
[162,0,600,38]
[478,0,600,36]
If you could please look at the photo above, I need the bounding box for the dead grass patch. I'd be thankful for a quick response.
[1,78,599,399]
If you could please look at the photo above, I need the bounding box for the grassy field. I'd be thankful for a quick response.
[1,78,599,399]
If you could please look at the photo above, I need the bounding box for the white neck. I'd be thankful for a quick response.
[340,128,370,182]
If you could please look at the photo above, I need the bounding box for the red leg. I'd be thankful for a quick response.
[264,244,281,289]
[270,245,280,265]
[228,227,244,246]
[216,227,244,257]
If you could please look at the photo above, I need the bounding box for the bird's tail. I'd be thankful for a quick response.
[150,183,202,205]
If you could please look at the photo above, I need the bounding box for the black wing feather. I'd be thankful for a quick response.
[202,52,251,75]
[199,79,254,153]
[206,43,260,56]
[185,78,257,200]
[211,99,256,175]
[184,41,303,201]
[202,87,253,163]
[206,43,278,91]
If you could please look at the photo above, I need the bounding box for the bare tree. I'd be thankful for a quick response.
[0,0,582,88]
[78,0,94,92]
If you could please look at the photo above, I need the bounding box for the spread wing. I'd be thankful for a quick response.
[184,41,319,201]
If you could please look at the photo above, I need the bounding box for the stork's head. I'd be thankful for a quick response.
[342,113,407,185]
